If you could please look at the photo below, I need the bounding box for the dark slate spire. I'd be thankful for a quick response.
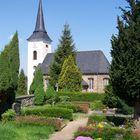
[28,0,52,42]
[35,0,45,32]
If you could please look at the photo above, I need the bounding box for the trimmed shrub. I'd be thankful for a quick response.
[58,92,104,102]
[56,103,84,113]
[16,116,64,131]
[34,84,45,105]
[21,106,73,120]
[2,109,16,122]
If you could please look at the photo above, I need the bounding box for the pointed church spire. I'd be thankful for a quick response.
[27,0,52,42]
[35,0,46,32]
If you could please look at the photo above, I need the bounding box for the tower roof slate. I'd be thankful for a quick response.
[27,0,52,42]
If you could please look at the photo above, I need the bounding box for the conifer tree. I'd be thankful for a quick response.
[0,46,11,93]
[58,55,82,92]
[9,32,20,91]
[0,32,20,115]
[29,68,43,94]
[110,0,140,125]
[34,84,44,105]
[16,69,27,96]
[49,24,75,87]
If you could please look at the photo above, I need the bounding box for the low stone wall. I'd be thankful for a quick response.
[15,95,34,107]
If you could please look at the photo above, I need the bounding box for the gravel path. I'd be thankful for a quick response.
[49,117,88,140]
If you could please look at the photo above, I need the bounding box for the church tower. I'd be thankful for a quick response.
[27,0,52,93]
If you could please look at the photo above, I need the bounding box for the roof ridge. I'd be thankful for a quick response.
[77,50,103,53]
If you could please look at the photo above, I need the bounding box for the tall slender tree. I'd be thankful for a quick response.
[29,68,43,94]
[16,69,27,96]
[49,24,76,87]
[0,32,20,115]
[110,0,140,126]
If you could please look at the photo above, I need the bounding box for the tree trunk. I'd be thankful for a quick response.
[134,101,140,129]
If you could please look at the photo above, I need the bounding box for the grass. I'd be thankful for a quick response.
[0,122,55,140]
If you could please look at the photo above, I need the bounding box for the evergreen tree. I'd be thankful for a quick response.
[34,84,44,105]
[29,68,43,94]
[16,69,27,96]
[0,32,20,115]
[9,32,20,91]
[0,46,11,93]
[49,24,75,87]
[58,55,82,92]
[110,0,140,124]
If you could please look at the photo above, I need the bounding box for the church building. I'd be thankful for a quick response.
[27,0,110,93]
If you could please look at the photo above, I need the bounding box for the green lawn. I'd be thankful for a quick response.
[0,122,55,140]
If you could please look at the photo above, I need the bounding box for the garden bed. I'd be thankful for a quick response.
[16,115,66,131]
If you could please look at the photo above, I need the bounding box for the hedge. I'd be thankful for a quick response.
[16,116,65,131]
[58,92,104,102]
[56,103,82,113]
[21,106,73,120]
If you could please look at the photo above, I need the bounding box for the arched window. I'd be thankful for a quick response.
[33,51,37,60]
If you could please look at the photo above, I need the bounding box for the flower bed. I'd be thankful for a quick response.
[75,114,137,140]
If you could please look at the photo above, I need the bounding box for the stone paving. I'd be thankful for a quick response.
[49,117,88,140]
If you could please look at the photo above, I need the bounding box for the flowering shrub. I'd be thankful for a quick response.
[75,136,93,140]
[97,123,104,128]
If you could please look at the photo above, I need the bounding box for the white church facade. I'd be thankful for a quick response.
[27,0,110,94]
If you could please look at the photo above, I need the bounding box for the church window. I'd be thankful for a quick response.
[103,78,109,87]
[88,78,94,90]
[33,51,37,60]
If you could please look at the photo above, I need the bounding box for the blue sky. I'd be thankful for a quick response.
[0,0,127,75]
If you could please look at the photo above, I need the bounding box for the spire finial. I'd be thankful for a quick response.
[34,0,46,32]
